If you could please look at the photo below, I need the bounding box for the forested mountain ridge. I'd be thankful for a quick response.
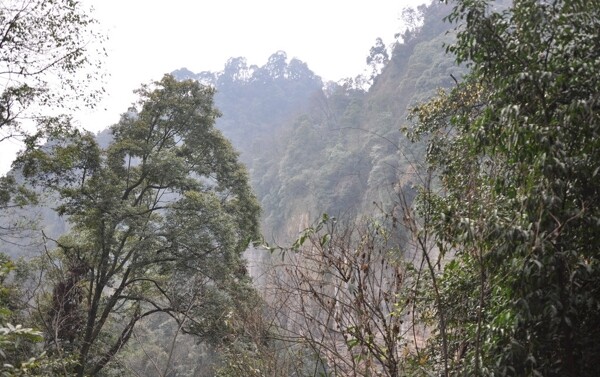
[172,50,323,160]
[169,1,458,240]
[0,0,457,255]
[0,2,460,374]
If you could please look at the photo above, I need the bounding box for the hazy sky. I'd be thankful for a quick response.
[1,0,426,174]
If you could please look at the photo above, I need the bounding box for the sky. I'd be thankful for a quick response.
[0,0,426,175]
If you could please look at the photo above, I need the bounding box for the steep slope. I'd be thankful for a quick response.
[2,1,457,253]
[170,1,459,241]
[0,1,466,374]
[246,1,459,239]
[173,51,323,169]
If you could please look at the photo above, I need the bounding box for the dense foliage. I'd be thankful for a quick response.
[409,0,600,375]
[14,75,260,375]
[2,0,599,375]
[0,1,107,374]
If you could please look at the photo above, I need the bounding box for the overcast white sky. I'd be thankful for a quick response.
[0,0,426,174]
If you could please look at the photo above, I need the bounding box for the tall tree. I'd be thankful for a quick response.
[16,75,261,376]
[366,37,389,82]
[409,0,600,375]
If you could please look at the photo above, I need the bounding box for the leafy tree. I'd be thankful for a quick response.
[16,75,260,376]
[366,37,390,82]
[0,0,104,143]
[409,0,600,375]
[0,254,38,372]
[0,0,103,245]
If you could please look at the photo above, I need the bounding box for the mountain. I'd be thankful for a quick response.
[173,50,323,163]
[0,1,463,279]
[169,1,458,240]
[1,1,458,256]
[1,0,455,370]
[4,0,599,374]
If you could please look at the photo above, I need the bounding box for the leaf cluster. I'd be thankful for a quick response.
[408,0,600,375]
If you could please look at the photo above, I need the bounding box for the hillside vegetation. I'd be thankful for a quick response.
[1,0,599,375]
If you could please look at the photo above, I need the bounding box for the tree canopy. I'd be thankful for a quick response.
[0,0,104,143]
[16,75,261,376]
[409,0,600,375]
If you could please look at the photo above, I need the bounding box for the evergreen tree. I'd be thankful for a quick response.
[409,0,600,375]
[16,75,260,376]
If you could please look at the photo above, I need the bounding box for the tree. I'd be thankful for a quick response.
[259,214,420,377]
[0,254,41,373]
[366,37,389,82]
[0,253,79,376]
[0,0,103,242]
[16,75,261,376]
[0,174,38,244]
[0,0,103,144]
[409,0,600,375]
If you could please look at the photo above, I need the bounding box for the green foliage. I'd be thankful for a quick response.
[409,0,600,375]
[0,0,103,251]
[15,75,261,376]
[0,323,42,365]
[0,254,78,376]
[249,2,459,241]
[0,0,104,143]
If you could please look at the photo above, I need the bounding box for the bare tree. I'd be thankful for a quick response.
[260,214,422,377]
